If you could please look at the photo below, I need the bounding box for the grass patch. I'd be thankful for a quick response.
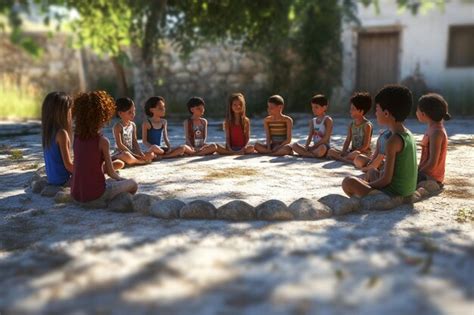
[8,149,24,160]
[0,74,41,119]
[203,167,259,180]
[455,208,473,224]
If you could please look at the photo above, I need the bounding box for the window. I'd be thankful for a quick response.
[447,25,474,67]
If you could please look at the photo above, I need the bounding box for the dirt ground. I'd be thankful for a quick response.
[0,117,473,315]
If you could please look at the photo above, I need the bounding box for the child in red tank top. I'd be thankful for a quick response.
[216,93,254,155]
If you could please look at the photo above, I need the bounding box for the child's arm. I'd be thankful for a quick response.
[341,123,352,155]
[56,129,74,173]
[264,118,271,149]
[131,122,145,157]
[360,123,373,152]
[244,118,251,146]
[142,120,152,147]
[362,153,384,172]
[304,120,314,148]
[282,116,293,145]
[223,121,231,149]
[315,117,333,146]
[100,136,124,181]
[163,119,171,148]
[203,118,209,143]
[419,130,444,173]
[183,120,192,146]
[369,134,403,189]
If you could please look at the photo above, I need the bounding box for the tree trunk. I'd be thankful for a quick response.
[110,55,129,97]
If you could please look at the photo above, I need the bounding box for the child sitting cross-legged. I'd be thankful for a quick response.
[184,97,217,156]
[327,92,373,163]
[292,94,333,158]
[354,128,392,174]
[71,91,138,205]
[254,95,293,156]
[342,85,417,198]
[142,96,193,158]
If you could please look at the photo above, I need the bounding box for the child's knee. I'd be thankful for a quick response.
[354,156,365,168]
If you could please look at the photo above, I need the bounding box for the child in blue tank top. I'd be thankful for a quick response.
[142,96,193,158]
[41,92,74,186]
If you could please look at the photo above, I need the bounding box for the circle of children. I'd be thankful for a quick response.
[42,84,450,207]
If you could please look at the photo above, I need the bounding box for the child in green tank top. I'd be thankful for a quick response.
[342,85,417,198]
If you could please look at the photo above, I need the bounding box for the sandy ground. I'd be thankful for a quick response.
[0,117,473,315]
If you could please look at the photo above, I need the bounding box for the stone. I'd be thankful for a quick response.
[288,198,333,220]
[417,180,442,194]
[180,200,216,219]
[108,192,134,213]
[216,61,231,74]
[217,200,256,221]
[360,193,404,211]
[54,190,73,204]
[132,193,161,215]
[31,178,47,194]
[41,185,64,197]
[318,194,360,215]
[186,63,200,73]
[150,199,185,219]
[255,200,293,221]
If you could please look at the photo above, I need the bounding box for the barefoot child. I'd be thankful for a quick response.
[328,92,373,163]
[353,128,392,172]
[41,91,74,186]
[184,97,217,156]
[216,93,254,155]
[112,97,155,166]
[142,96,192,158]
[342,85,417,198]
[254,95,293,156]
[71,91,138,204]
[292,94,333,158]
[416,93,451,186]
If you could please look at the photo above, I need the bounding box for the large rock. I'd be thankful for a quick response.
[31,178,47,194]
[54,189,73,204]
[360,192,404,211]
[132,193,161,215]
[418,180,442,194]
[108,192,134,213]
[150,199,185,219]
[30,166,46,184]
[41,185,64,197]
[318,194,360,215]
[217,200,256,221]
[288,198,333,220]
[180,200,216,219]
[255,199,293,221]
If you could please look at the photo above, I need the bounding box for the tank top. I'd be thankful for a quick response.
[118,121,134,151]
[383,130,417,197]
[351,120,373,152]
[187,118,205,148]
[229,122,245,149]
[71,135,106,202]
[147,119,163,146]
[43,133,71,185]
[312,116,327,144]
[268,121,287,144]
[419,122,448,183]
[377,129,392,155]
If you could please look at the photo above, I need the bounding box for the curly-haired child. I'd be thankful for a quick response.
[71,91,138,205]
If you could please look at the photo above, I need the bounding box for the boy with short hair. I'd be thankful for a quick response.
[183,96,217,156]
[254,95,294,156]
[342,85,418,198]
[327,92,373,163]
[292,94,333,158]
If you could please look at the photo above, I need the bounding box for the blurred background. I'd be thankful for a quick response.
[0,0,473,120]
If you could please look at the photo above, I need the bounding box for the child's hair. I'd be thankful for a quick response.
[187,96,205,114]
[350,92,372,114]
[115,97,135,116]
[144,96,165,117]
[226,93,248,128]
[375,85,413,122]
[418,93,451,122]
[268,95,285,106]
[311,94,328,106]
[41,91,73,149]
[73,91,116,139]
